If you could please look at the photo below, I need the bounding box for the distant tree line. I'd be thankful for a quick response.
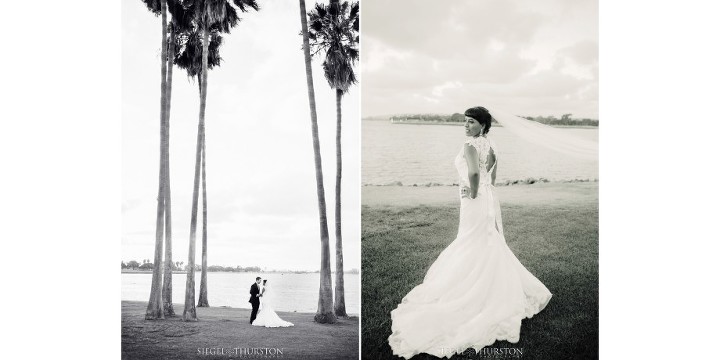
[122,261,359,274]
[390,113,597,126]
[522,114,598,126]
[121,260,261,273]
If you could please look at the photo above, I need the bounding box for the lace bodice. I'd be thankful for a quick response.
[454,136,496,187]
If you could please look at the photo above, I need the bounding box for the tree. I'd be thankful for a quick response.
[139,0,190,320]
[173,5,224,310]
[307,0,358,318]
[299,0,336,324]
[180,0,260,321]
[139,0,169,322]
[159,0,194,318]
[450,113,464,122]
[174,7,226,311]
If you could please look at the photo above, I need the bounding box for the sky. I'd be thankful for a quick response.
[122,0,360,272]
[361,0,598,119]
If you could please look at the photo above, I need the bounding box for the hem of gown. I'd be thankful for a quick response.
[388,291,552,359]
[252,322,294,328]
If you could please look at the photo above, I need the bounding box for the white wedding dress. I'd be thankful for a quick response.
[388,136,552,359]
[251,285,294,328]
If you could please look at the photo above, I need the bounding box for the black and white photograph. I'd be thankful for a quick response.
[360,0,598,358]
[121,0,360,359]
[7,1,720,360]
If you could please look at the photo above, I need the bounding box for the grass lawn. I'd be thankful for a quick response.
[121,301,358,360]
[361,184,598,359]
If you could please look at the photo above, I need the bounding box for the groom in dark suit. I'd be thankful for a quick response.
[249,277,262,324]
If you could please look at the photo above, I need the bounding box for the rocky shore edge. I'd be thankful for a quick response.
[364,178,598,187]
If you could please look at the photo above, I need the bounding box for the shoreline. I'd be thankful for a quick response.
[121,270,360,274]
[363,177,598,187]
[121,300,358,317]
[385,120,597,129]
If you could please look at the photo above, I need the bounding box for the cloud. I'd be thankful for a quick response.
[123,0,360,271]
[361,0,598,119]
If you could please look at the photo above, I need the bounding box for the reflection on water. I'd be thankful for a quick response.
[122,272,359,314]
[362,121,598,185]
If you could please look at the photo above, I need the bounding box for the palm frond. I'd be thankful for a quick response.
[167,0,194,31]
[174,26,224,80]
[307,0,360,91]
[233,0,259,12]
[141,0,162,15]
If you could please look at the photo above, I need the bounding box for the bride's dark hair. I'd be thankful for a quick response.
[465,106,492,135]
[263,280,267,285]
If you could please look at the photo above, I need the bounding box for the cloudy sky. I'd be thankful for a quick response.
[362,0,598,119]
[122,0,360,271]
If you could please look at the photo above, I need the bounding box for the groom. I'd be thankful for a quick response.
[249,277,262,324]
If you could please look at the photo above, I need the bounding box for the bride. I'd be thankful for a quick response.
[252,280,294,328]
[388,106,553,359]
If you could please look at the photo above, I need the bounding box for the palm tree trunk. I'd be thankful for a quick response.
[333,88,347,317]
[183,23,210,322]
[299,0,336,324]
[146,0,168,320]
[162,22,176,317]
[197,126,209,307]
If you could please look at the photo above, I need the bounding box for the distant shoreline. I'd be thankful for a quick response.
[121,270,360,274]
[385,119,597,128]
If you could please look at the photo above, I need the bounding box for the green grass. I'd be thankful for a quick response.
[361,202,598,360]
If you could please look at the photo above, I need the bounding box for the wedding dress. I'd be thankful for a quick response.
[388,135,552,359]
[251,284,294,328]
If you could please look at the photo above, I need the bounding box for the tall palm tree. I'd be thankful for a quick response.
[299,0,336,324]
[307,0,359,318]
[175,17,224,310]
[161,22,175,316]
[160,0,194,317]
[180,0,260,321]
[141,0,169,321]
[198,126,209,306]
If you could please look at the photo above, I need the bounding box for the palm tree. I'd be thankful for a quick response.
[299,0,336,324]
[140,0,170,320]
[180,0,260,321]
[175,15,224,311]
[198,127,209,307]
[307,0,359,318]
[160,0,194,317]
[139,0,191,319]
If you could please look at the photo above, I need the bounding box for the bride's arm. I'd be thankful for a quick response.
[489,148,497,186]
[464,144,480,199]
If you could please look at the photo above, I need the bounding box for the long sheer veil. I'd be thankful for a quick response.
[485,106,598,161]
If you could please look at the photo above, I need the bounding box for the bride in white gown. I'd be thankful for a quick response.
[388,106,553,359]
[251,280,294,328]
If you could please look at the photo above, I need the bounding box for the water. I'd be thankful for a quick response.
[362,121,598,185]
[122,272,359,315]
